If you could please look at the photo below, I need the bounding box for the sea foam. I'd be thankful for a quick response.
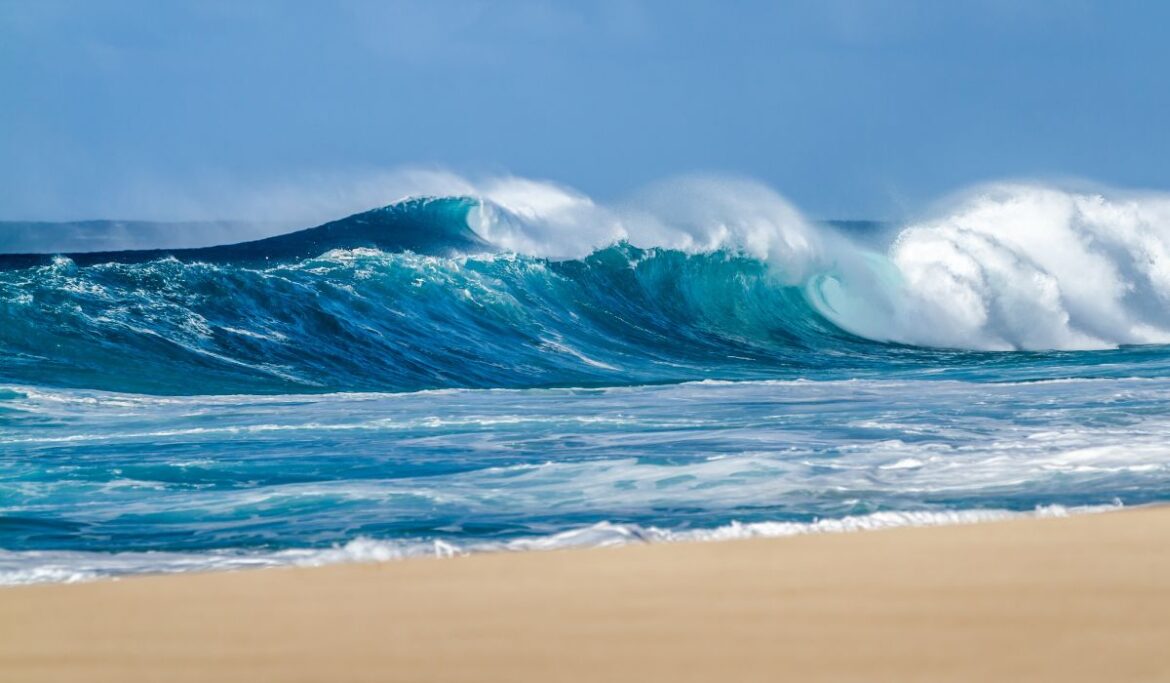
[0,503,1119,585]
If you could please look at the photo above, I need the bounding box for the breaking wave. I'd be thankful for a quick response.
[4,178,1170,394]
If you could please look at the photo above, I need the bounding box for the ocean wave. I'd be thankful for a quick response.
[5,179,1170,394]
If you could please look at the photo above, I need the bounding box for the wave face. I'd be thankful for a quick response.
[5,178,1170,583]
[0,241,858,395]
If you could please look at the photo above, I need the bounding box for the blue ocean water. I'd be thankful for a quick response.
[3,184,1170,583]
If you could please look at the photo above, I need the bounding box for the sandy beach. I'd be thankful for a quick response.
[2,506,1169,683]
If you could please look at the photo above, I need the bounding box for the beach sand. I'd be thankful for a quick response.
[2,506,1169,682]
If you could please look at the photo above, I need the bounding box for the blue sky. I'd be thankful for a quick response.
[2,0,1169,221]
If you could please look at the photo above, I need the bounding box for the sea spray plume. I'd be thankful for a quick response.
[467,177,626,258]
[617,177,826,284]
[470,175,844,282]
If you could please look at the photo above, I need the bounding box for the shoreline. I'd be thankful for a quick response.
[3,505,1169,682]
[0,502,1124,586]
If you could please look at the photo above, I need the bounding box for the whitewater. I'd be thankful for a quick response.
[3,176,1170,583]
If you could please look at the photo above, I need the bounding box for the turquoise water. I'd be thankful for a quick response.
[3,191,1170,583]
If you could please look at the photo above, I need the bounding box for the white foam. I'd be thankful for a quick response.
[0,503,1120,586]
[804,184,1170,350]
